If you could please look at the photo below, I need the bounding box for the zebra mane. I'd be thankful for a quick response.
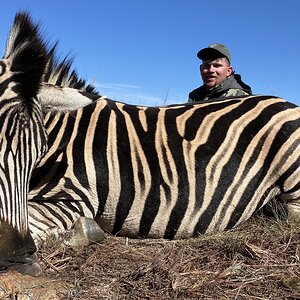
[3,11,48,100]
[4,11,99,99]
[43,44,99,96]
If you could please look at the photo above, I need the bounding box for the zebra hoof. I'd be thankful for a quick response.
[65,217,105,247]
[7,261,43,276]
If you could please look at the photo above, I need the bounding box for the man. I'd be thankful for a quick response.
[188,43,252,102]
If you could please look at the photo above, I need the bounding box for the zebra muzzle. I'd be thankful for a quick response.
[5,254,43,276]
[0,221,42,276]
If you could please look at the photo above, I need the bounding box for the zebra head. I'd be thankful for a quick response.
[0,12,48,275]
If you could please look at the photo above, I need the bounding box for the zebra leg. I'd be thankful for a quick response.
[260,196,288,220]
[28,201,105,246]
[64,217,106,247]
[277,188,300,221]
[285,199,300,220]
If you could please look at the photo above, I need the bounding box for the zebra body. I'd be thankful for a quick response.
[29,95,300,239]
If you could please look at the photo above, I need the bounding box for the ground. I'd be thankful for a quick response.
[1,213,300,299]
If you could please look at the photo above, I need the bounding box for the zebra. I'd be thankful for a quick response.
[0,12,49,275]
[1,11,300,274]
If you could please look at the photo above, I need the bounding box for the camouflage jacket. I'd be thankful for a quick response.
[188,74,252,103]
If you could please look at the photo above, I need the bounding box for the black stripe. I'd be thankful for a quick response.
[136,107,162,237]
[93,104,111,216]
[72,107,93,187]
[163,107,191,239]
[112,103,136,234]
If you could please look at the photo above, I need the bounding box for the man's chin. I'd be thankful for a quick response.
[205,82,217,88]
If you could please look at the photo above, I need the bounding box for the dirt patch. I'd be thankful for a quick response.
[0,271,68,299]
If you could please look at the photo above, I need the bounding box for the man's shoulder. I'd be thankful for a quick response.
[222,88,250,98]
[189,85,206,96]
[188,85,206,102]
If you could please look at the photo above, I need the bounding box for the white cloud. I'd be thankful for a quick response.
[94,82,141,90]
[92,80,185,107]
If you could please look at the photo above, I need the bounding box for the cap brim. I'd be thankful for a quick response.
[197,48,229,61]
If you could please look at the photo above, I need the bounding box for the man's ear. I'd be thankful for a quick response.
[227,66,233,77]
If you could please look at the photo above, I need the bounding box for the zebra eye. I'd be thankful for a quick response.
[0,62,5,76]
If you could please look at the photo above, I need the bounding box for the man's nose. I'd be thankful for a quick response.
[207,65,215,72]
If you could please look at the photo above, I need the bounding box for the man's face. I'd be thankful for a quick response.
[200,57,233,89]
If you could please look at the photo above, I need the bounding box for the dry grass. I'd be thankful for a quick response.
[38,213,300,299]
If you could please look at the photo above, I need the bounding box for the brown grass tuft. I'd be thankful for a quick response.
[38,214,300,299]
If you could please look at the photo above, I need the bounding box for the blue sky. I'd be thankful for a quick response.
[1,1,300,106]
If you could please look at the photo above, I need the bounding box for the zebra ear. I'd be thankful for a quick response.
[4,11,48,100]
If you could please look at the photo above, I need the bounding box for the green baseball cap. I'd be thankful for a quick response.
[197,43,231,62]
